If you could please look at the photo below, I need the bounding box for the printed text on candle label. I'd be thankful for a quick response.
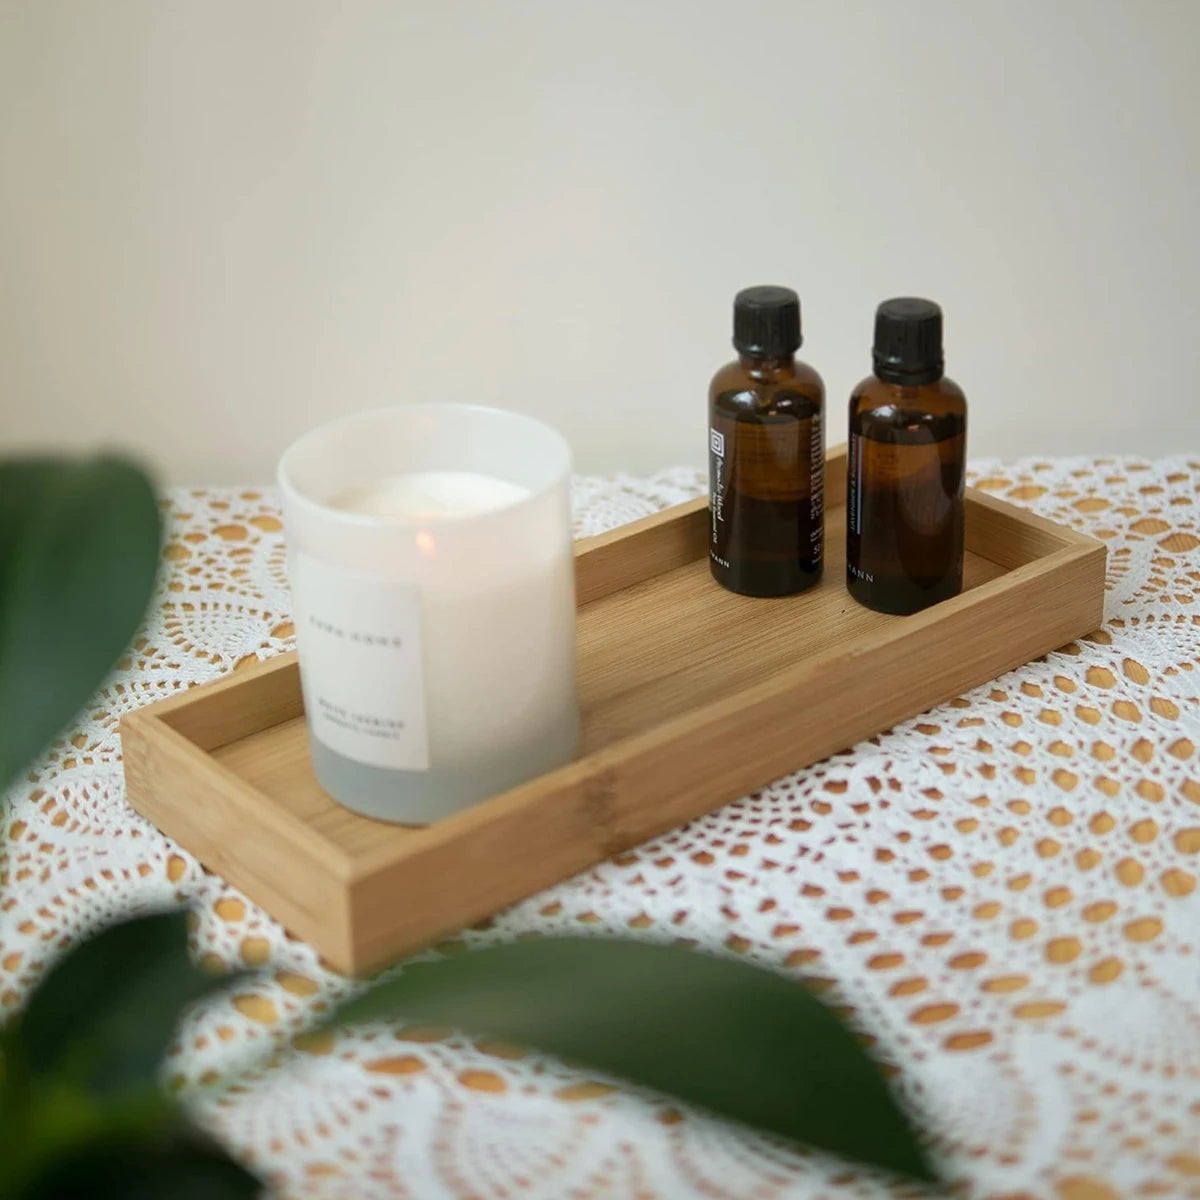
[291,552,430,771]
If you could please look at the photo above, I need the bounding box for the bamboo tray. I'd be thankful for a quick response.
[122,446,1106,975]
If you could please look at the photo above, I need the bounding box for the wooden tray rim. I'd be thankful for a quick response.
[124,448,1104,883]
[121,445,1107,970]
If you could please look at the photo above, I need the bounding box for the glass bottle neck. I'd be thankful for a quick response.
[874,362,943,387]
[738,352,795,380]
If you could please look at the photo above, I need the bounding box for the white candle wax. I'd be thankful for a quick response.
[330,471,531,522]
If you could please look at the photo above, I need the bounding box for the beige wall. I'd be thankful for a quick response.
[1,0,1197,484]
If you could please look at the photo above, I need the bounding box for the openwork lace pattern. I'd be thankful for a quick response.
[2,457,1199,1199]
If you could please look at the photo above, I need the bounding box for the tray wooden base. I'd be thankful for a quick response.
[122,447,1106,974]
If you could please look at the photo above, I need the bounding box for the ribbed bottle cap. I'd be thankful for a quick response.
[872,297,944,384]
[733,286,801,357]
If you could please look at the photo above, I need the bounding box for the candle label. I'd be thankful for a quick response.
[291,552,430,771]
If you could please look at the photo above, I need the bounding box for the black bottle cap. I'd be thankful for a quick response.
[872,297,944,384]
[733,285,802,357]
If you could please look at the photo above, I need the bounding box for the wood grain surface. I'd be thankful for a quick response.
[122,447,1107,973]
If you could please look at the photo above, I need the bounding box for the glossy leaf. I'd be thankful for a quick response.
[18,911,244,1098]
[0,456,160,789]
[322,937,936,1182]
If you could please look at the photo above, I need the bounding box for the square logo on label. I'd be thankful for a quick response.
[710,429,725,457]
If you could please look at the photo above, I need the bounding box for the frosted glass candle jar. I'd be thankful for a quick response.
[278,405,579,824]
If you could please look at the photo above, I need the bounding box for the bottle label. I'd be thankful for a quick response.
[291,551,430,771]
[846,432,874,582]
[810,409,824,563]
[848,432,863,537]
[709,408,824,575]
[709,426,728,560]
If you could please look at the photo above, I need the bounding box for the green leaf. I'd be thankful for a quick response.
[0,1067,178,1199]
[19,1123,261,1200]
[0,456,160,789]
[322,938,936,1183]
[18,911,244,1099]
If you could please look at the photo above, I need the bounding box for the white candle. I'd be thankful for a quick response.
[331,472,532,522]
[279,406,579,825]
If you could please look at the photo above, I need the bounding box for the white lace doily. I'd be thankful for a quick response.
[3,457,1200,1199]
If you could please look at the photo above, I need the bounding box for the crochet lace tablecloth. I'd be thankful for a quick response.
[3,456,1200,1200]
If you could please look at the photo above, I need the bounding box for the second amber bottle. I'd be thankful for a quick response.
[846,298,967,614]
[708,286,825,597]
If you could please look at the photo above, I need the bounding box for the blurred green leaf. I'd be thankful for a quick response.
[20,1123,260,1200]
[322,938,936,1183]
[0,1067,178,1200]
[18,911,244,1099]
[0,456,160,789]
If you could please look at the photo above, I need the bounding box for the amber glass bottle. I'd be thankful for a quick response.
[846,298,966,615]
[708,286,825,597]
